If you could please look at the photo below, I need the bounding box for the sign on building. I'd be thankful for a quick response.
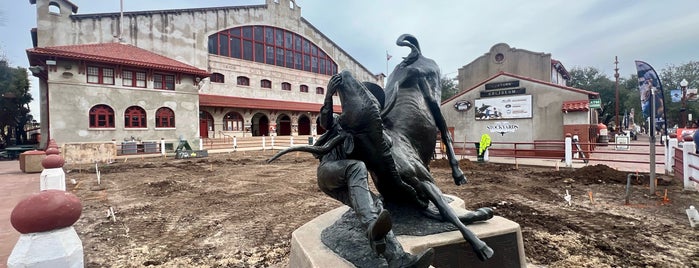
[475,95,532,120]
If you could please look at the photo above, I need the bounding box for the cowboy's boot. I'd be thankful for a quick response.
[383,237,434,268]
[348,168,392,255]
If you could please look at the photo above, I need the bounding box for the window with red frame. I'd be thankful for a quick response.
[261,79,272,88]
[281,82,291,91]
[87,66,115,85]
[124,106,147,128]
[300,84,308,93]
[122,70,146,88]
[237,76,250,86]
[207,25,338,75]
[89,105,115,128]
[316,87,324,95]
[211,73,225,83]
[155,107,175,128]
[154,74,175,90]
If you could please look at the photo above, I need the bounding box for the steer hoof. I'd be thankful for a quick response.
[474,244,494,261]
[454,176,467,186]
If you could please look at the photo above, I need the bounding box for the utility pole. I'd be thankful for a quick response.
[614,56,620,132]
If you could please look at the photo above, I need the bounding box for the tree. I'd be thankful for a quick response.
[567,67,620,127]
[0,59,33,146]
[440,75,459,101]
[659,61,699,128]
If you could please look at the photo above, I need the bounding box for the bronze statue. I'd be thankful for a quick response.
[269,34,494,267]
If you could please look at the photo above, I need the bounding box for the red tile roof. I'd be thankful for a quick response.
[199,94,343,113]
[26,43,209,77]
[562,100,590,112]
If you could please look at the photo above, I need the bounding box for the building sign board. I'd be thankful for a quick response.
[480,87,526,98]
[475,95,532,120]
[453,100,472,111]
[589,99,601,109]
[485,80,520,90]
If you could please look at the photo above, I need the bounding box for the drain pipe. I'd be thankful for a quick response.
[626,173,644,205]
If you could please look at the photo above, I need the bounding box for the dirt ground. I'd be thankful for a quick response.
[64,151,699,268]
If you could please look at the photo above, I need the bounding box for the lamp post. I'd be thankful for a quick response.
[681,79,689,128]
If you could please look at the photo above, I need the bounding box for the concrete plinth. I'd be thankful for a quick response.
[19,151,45,173]
[39,168,66,191]
[290,196,526,268]
[7,226,84,268]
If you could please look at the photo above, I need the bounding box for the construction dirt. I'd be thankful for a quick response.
[65,151,699,267]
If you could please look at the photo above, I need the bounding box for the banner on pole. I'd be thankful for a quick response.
[635,60,666,132]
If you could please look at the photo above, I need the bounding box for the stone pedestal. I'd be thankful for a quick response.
[19,151,45,173]
[40,168,66,191]
[289,196,525,268]
[7,227,84,268]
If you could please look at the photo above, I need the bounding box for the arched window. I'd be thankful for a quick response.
[223,112,244,131]
[208,26,338,75]
[155,107,175,128]
[281,82,291,91]
[124,106,147,128]
[211,73,225,83]
[300,84,308,93]
[89,105,114,128]
[316,87,324,95]
[237,76,250,86]
[48,2,61,14]
[261,79,272,88]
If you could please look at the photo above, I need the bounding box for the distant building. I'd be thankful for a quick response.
[441,43,600,151]
[26,0,382,150]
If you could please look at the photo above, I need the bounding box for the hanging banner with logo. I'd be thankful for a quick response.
[474,95,532,120]
[635,60,667,133]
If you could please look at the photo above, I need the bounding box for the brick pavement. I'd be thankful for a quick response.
[0,160,40,267]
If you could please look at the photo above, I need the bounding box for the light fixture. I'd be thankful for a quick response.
[46,59,57,66]
[681,79,689,87]
[28,66,45,75]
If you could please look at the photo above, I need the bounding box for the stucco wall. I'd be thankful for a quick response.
[457,43,551,93]
[441,74,592,145]
[33,0,379,85]
[46,59,200,144]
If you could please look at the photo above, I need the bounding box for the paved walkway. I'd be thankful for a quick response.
[0,160,40,267]
[0,135,670,266]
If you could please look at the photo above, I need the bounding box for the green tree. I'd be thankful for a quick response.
[440,75,459,101]
[659,61,699,128]
[567,67,620,126]
[0,59,33,146]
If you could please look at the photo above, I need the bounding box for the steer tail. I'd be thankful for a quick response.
[396,34,421,65]
[266,134,347,163]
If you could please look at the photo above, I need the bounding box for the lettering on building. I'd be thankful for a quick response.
[486,122,519,136]
[485,80,520,90]
[480,87,526,98]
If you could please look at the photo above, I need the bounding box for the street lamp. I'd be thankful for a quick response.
[681,79,689,128]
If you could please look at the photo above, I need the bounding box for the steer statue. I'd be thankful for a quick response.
[269,34,494,267]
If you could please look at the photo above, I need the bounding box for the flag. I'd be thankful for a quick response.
[386,51,392,61]
[635,60,667,133]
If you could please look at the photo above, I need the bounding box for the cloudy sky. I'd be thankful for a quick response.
[1,0,698,116]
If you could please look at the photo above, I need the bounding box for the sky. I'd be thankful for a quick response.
[1,0,698,117]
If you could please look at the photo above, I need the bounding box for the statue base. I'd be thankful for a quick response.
[289,195,526,268]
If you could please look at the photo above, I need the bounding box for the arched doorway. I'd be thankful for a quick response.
[252,113,269,136]
[278,114,291,136]
[298,115,311,135]
[199,111,213,138]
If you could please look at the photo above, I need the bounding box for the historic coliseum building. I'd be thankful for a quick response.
[26,0,382,152]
